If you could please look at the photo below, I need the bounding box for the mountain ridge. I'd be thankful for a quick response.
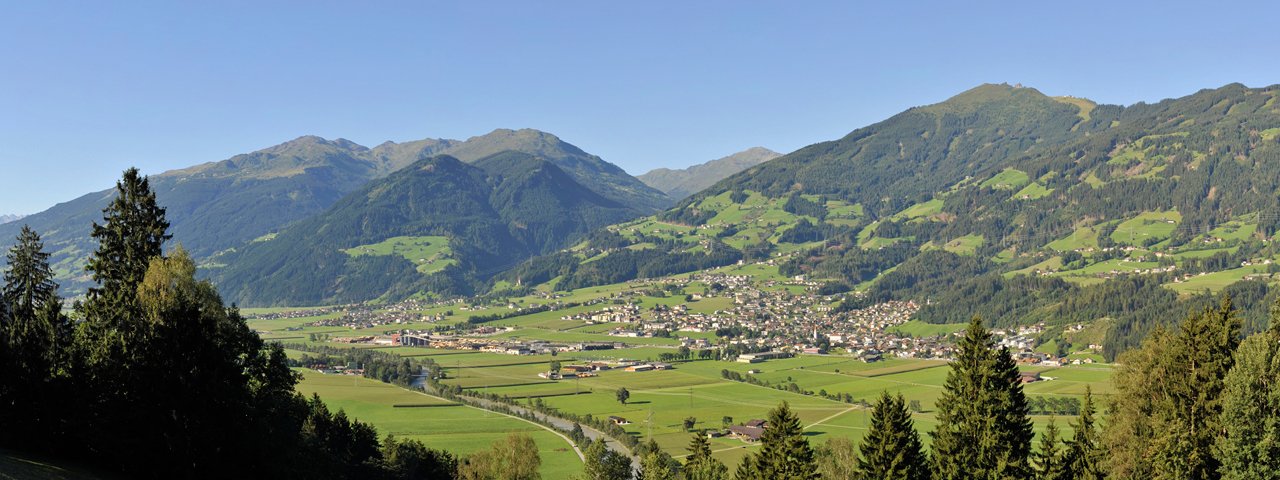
[639,147,781,200]
[211,152,641,306]
[0,128,662,296]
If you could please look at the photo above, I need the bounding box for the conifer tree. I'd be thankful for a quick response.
[0,226,65,447]
[82,167,170,326]
[1033,417,1067,480]
[1217,325,1280,480]
[1152,298,1240,479]
[748,401,817,479]
[1104,298,1241,480]
[930,316,1034,480]
[857,392,927,480]
[1065,387,1103,480]
[684,433,728,480]
[3,225,57,321]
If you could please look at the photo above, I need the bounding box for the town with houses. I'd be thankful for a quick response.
[254,268,1099,385]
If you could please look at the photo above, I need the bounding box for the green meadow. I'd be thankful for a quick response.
[294,370,582,478]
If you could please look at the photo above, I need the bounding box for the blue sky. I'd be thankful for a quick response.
[2,1,1278,214]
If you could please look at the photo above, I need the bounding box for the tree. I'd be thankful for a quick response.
[722,416,734,428]
[1104,298,1240,480]
[551,360,562,376]
[1033,418,1067,480]
[857,392,927,480]
[459,432,541,480]
[2,225,56,321]
[583,438,631,480]
[0,226,65,448]
[617,387,631,405]
[1065,387,1103,480]
[1218,326,1280,480]
[748,402,817,479]
[684,433,728,480]
[930,316,1034,480]
[638,448,678,480]
[82,167,171,324]
[815,437,858,480]
[683,416,697,432]
[381,434,458,480]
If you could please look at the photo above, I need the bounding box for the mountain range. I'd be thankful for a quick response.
[0,214,24,225]
[0,129,674,295]
[210,152,639,305]
[504,82,1280,357]
[639,147,781,200]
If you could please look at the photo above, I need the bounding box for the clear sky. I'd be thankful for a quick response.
[2,1,1278,214]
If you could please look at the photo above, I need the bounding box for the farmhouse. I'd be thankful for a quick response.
[1019,371,1043,384]
[728,425,764,442]
[609,416,631,425]
[624,364,655,372]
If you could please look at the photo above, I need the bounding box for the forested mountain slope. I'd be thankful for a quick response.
[0,129,663,296]
[505,82,1280,357]
[211,153,640,306]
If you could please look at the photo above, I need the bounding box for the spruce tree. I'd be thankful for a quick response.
[1217,327,1280,480]
[0,226,64,448]
[1151,298,1240,479]
[750,401,817,479]
[857,392,927,480]
[1033,417,1067,480]
[930,316,1034,480]
[1065,387,1103,480]
[2,225,57,321]
[684,433,728,480]
[583,438,632,480]
[1104,298,1241,480]
[82,167,170,326]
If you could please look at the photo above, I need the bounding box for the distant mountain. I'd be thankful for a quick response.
[639,147,781,200]
[211,153,640,306]
[0,129,659,295]
[0,214,24,225]
[438,129,672,212]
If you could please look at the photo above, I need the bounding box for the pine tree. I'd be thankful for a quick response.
[1065,387,1103,480]
[857,392,927,480]
[1217,326,1280,480]
[1033,417,1067,480]
[748,401,817,479]
[2,225,57,321]
[930,316,1034,480]
[81,167,170,326]
[1151,298,1240,479]
[1104,298,1241,480]
[684,433,728,480]
[0,226,64,448]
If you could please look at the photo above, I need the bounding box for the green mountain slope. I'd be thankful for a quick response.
[506,82,1280,357]
[639,146,781,200]
[211,153,641,306]
[0,129,660,296]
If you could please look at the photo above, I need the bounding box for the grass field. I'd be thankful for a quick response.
[426,349,1113,465]
[1110,210,1181,246]
[295,371,583,478]
[980,168,1030,190]
[342,236,455,274]
[889,320,967,338]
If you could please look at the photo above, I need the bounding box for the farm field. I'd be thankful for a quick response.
[427,349,1114,465]
[294,370,583,478]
